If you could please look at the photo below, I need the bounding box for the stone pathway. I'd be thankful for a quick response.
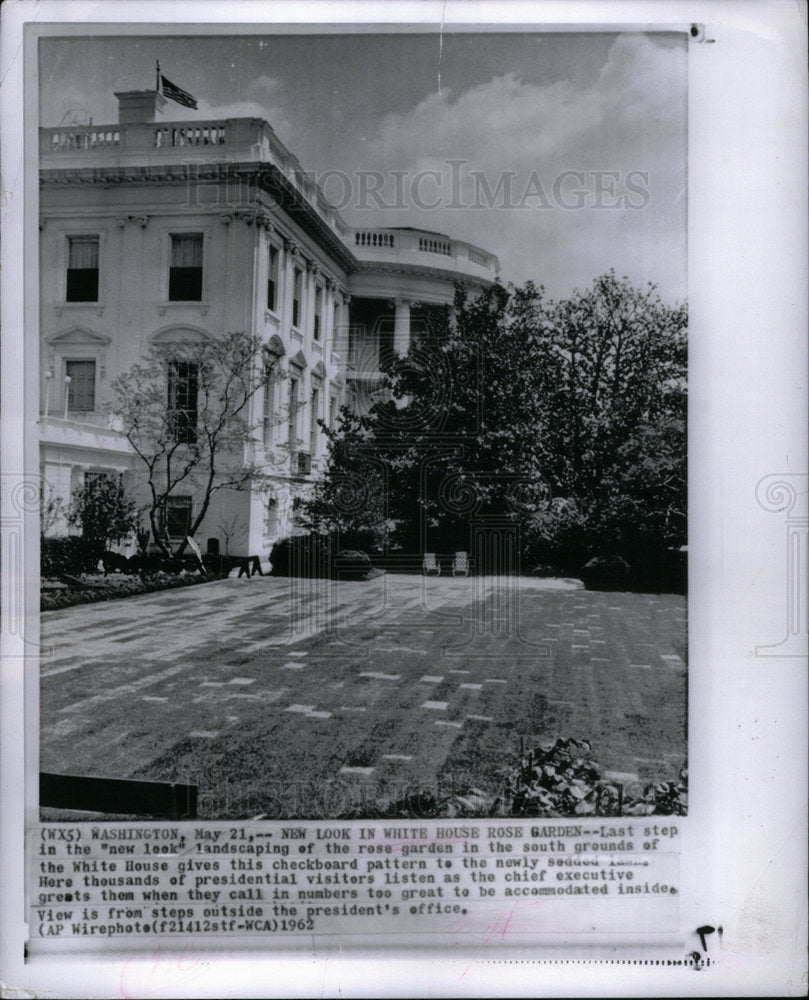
[40,574,686,819]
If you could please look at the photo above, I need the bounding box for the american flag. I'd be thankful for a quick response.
[160,73,198,109]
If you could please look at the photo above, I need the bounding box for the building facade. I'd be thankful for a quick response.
[39,88,499,557]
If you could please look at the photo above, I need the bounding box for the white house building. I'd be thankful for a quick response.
[39,85,499,557]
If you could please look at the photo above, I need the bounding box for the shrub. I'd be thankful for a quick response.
[579,555,632,592]
[334,549,372,580]
[127,552,201,576]
[101,550,131,573]
[67,477,139,565]
[521,499,597,575]
[270,534,334,578]
[41,536,95,576]
[338,738,687,819]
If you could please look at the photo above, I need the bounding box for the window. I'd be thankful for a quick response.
[66,236,99,302]
[167,360,198,444]
[65,359,96,412]
[163,497,193,538]
[287,375,299,450]
[169,233,203,301]
[267,245,279,312]
[309,385,320,453]
[292,268,302,328]
[313,287,322,341]
[262,362,276,449]
[84,470,114,489]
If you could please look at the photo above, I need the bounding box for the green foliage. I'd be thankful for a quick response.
[507,739,688,818]
[269,534,334,578]
[41,536,94,576]
[67,477,139,564]
[296,406,392,548]
[302,273,687,574]
[338,739,687,819]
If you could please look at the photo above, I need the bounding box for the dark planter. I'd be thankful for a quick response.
[334,549,373,580]
[580,555,631,591]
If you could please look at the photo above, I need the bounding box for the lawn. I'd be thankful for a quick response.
[40,574,686,820]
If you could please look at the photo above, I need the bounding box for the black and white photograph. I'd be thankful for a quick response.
[1,1,806,996]
[36,27,687,825]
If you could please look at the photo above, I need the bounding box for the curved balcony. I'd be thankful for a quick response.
[350,227,499,285]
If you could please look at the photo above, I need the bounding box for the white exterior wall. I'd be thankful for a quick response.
[37,100,496,561]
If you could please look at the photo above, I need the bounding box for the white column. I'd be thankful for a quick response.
[393,298,411,357]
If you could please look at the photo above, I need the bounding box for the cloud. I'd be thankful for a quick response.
[338,34,687,301]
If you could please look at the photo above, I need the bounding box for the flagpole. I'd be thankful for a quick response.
[155,60,161,93]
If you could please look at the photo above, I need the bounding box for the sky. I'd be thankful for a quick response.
[39,30,687,303]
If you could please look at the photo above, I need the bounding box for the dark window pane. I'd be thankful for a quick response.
[267,247,278,311]
[66,268,99,302]
[169,267,202,301]
[292,269,302,327]
[314,289,322,340]
[67,236,99,302]
[169,234,203,300]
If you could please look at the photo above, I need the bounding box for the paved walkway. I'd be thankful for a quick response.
[40,574,686,819]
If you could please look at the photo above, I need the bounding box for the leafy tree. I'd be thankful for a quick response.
[302,273,687,572]
[531,271,686,502]
[67,476,139,565]
[109,332,284,556]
